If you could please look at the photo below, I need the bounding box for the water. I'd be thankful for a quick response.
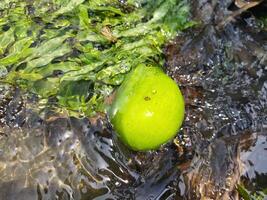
[165,1,267,199]
[0,1,267,200]
[0,98,182,199]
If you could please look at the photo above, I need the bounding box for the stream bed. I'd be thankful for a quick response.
[0,0,267,200]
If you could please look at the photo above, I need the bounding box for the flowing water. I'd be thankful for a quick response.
[0,1,267,200]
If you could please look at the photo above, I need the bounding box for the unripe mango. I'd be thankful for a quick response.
[109,64,184,151]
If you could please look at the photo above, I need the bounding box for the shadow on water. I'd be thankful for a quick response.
[0,0,267,199]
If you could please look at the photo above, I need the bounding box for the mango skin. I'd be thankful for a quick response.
[108,64,184,151]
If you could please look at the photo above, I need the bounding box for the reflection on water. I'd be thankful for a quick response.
[242,135,267,178]
[0,96,184,199]
[0,106,131,200]
[241,134,267,195]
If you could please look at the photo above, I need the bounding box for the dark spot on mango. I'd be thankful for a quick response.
[144,96,151,101]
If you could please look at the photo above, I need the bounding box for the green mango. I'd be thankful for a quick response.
[109,64,184,151]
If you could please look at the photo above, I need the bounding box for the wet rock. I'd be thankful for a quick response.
[164,0,267,199]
